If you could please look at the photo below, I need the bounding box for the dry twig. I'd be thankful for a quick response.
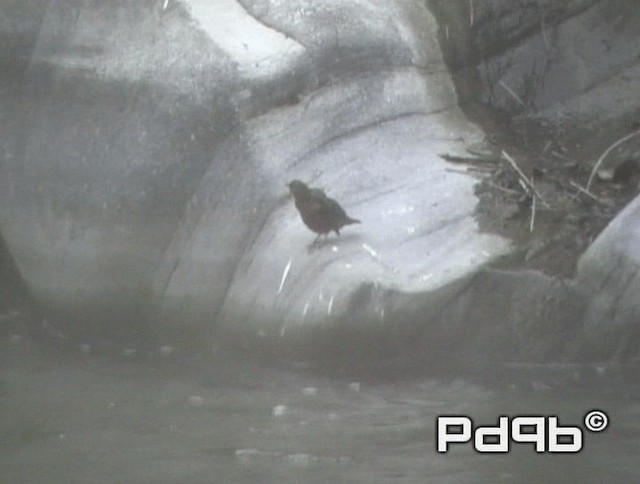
[540,16,550,51]
[529,191,536,232]
[487,181,521,196]
[439,153,498,165]
[498,80,526,108]
[586,128,640,192]
[569,180,612,206]
[502,150,548,207]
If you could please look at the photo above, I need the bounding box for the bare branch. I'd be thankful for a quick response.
[502,150,548,207]
[569,180,612,206]
[586,129,640,192]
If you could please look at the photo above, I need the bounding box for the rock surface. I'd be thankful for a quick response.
[431,0,640,155]
[430,0,640,363]
[0,0,514,356]
[573,197,640,360]
[0,0,638,366]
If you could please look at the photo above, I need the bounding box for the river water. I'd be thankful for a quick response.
[2,340,640,483]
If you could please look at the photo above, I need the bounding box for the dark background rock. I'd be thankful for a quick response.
[427,0,640,363]
[429,0,640,156]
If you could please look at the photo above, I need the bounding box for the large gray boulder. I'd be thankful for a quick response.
[573,197,640,360]
[1,0,637,367]
[0,0,514,356]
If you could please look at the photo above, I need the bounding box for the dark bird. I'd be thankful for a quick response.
[288,180,360,244]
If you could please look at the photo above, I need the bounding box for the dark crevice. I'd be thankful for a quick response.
[0,228,39,338]
[0,231,28,311]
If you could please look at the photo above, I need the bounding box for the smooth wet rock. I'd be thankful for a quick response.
[574,196,640,360]
[0,0,517,358]
[6,0,623,367]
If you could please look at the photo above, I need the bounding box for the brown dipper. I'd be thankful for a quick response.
[288,180,360,242]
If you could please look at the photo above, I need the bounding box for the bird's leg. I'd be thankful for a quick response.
[307,234,321,253]
[308,233,333,252]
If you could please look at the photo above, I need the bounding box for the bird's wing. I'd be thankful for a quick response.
[323,197,347,218]
[308,197,327,214]
[309,188,328,198]
[300,191,328,214]
[308,190,347,219]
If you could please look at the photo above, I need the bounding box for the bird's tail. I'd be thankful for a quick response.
[345,216,361,225]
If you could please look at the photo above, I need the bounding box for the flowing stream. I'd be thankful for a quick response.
[2,341,640,483]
